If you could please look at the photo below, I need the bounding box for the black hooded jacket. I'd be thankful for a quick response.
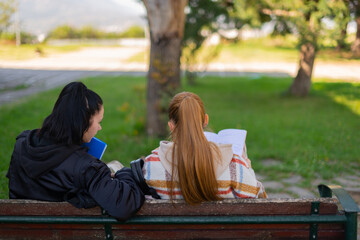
[7,129,145,220]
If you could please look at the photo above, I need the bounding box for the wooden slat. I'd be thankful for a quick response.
[0,198,339,216]
[0,200,101,216]
[0,223,345,240]
[137,199,339,216]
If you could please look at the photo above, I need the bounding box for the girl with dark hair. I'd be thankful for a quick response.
[143,92,267,204]
[7,82,144,220]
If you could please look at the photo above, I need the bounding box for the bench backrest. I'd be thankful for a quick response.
[0,198,346,240]
[0,198,339,216]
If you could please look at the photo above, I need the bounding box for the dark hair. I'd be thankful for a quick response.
[38,82,103,145]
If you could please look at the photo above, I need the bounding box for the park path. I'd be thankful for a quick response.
[0,47,146,105]
[1,46,360,106]
[1,46,360,78]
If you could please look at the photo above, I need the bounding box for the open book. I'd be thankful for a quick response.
[204,129,247,156]
[83,137,107,160]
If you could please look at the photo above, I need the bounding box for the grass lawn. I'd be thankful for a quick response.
[0,43,93,61]
[126,36,360,65]
[1,75,359,198]
[126,38,299,64]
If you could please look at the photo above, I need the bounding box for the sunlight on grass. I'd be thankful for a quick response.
[213,40,299,63]
[126,50,147,63]
[313,79,360,116]
[329,95,360,116]
[0,44,84,60]
[0,44,41,60]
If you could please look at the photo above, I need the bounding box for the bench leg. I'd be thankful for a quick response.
[345,212,358,240]
[104,223,113,240]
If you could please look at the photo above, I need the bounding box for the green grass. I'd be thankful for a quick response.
[212,36,360,64]
[191,77,360,178]
[125,37,300,64]
[126,50,148,63]
[213,37,299,63]
[0,44,43,60]
[125,36,360,65]
[1,75,359,198]
[0,43,87,60]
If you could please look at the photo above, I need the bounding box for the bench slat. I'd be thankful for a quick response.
[0,198,339,216]
[0,214,347,224]
[0,223,345,240]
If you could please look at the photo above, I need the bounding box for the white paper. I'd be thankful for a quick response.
[204,129,247,156]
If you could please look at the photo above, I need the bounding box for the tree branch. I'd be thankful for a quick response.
[262,8,301,17]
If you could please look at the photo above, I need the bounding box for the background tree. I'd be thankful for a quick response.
[182,0,230,84]
[79,25,101,39]
[328,0,351,50]
[263,0,331,97]
[0,0,15,34]
[350,0,360,56]
[228,0,271,40]
[48,25,79,39]
[182,0,271,84]
[118,25,145,38]
[142,0,188,137]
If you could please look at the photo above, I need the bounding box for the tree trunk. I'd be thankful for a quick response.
[143,0,188,137]
[289,43,316,97]
[336,23,348,51]
[146,37,182,136]
[351,15,360,57]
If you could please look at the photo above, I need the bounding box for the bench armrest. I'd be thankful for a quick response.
[318,184,359,213]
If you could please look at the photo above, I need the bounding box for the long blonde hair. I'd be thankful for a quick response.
[168,92,221,204]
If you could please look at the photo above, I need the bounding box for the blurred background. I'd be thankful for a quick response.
[0,0,359,218]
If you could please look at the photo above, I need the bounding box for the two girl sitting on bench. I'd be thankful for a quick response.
[7,83,265,221]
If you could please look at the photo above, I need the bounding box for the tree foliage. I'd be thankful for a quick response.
[0,0,15,34]
[0,31,36,43]
[327,0,351,50]
[182,0,273,83]
[48,25,79,39]
[182,0,230,83]
[228,0,271,30]
[258,0,334,96]
[183,0,229,50]
[47,25,144,40]
[349,0,360,56]
[118,25,144,38]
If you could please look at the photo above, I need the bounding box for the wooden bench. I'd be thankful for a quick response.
[0,184,358,240]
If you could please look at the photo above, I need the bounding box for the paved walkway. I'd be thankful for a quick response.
[0,68,145,105]
[1,46,360,106]
[0,47,147,105]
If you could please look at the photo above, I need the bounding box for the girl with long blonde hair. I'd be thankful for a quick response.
[143,92,266,204]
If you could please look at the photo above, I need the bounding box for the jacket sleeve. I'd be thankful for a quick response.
[81,159,145,221]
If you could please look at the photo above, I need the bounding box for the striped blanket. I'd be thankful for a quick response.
[143,141,267,199]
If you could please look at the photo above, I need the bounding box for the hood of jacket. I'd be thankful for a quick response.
[17,129,82,178]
